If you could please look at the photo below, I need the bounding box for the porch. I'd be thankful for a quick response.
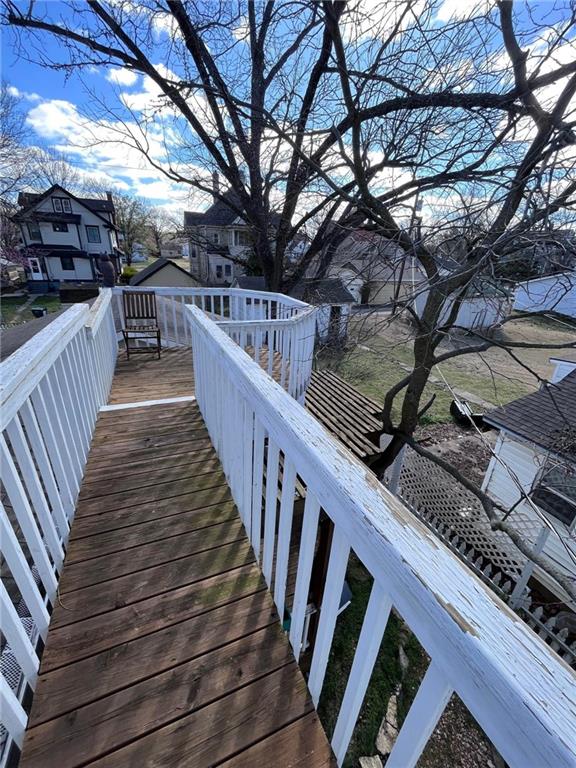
[1,287,575,768]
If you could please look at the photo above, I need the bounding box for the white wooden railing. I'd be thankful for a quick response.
[0,290,117,762]
[114,287,316,401]
[187,304,576,768]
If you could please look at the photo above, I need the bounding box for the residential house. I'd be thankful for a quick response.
[14,184,121,288]
[326,229,426,305]
[483,359,576,597]
[130,257,202,288]
[183,175,254,285]
[159,237,186,261]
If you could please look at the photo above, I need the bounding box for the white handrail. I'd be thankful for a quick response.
[0,292,118,762]
[187,304,576,768]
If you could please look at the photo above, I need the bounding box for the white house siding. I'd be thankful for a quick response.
[483,434,576,582]
[513,272,576,318]
[36,221,81,249]
[45,256,93,282]
[414,290,510,329]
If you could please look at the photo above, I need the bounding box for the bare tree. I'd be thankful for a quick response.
[0,82,32,197]
[4,0,576,597]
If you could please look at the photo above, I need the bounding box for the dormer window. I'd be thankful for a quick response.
[52,197,72,213]
[211,232,219,244]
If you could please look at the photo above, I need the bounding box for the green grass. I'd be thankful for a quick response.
[0,295,61,325]
[319,346,454,425]
[0,297,26,324]
[318,556,425,766]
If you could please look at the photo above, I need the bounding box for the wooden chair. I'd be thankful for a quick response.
[122,290,161,359]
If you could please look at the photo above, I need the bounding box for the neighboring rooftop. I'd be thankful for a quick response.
[290,277,355,305]
[485,370,576,457]
[184,189,244,228]
[17,188,115,215]
[129,257,199,286]
[234,275,266,291]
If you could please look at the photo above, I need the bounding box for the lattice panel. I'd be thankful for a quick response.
[399,449,526,579]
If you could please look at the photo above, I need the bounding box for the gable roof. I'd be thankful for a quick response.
[184,190,243,228]
[184,189,281,230]
[234,275,266,291]
[16,184,117,227]
[289,278,355,305]
[485,370,576,458]
[130,258,200,286]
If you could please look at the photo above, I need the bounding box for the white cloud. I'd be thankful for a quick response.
[435,0,491,22]
[24,97,203,209]
[7,84,42,102]
[106,67,139,87]
[340,1,427,43]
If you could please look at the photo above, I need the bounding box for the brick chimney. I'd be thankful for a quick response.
[212,171,220,201]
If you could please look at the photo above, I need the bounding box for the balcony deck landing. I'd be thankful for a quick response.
[19,364,334,766]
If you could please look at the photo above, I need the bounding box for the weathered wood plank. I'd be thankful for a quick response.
[74,472,228,517]
[28,591,278,727]
[42,563,263,671]
[56,521,248,600]
[65,505,240,562]
[219,712,336,768]
[20,627,294,768]
[76,664,314,768]
[70,494,235,538]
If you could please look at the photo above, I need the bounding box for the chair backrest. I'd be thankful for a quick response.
[123,290,158,322]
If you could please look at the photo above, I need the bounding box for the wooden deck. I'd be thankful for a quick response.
[19,360,334,766]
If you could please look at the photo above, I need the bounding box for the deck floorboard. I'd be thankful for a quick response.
[19,352,334,768]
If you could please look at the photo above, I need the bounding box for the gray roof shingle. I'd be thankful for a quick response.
[290,278,355,305]
[485,371,576,457]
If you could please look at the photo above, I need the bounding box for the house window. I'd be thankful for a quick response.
[52,197,72,213]
[233,230,250,246]
[215,265,223,278]
[531,461,576,528]
[211,232,220,244]
[190,246,197,258]
[27,222,41,240]
[53,222,69,232]
[224,264,232,277]
[60,256,75,271]
[86,225,101,243]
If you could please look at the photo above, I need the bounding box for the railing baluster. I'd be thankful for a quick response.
[262,438,279,587]
[5,416,64,569]
[241,401,254,533]
[20,408,67,534]
[0,581,39,685]
[386,660,453,768]
[41,374,82,495]
[289,491,321,658]
[250,421,265,559]
[274,457,296,619]
[171,296,180,345]
[0,436,58,598]
[308,526,350,705]
[0,503,50,636]
[0,675,27,750]
[331,583,392,765]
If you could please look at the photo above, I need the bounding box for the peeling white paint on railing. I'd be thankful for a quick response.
[0,290,117,762]
[187,303,576,768]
